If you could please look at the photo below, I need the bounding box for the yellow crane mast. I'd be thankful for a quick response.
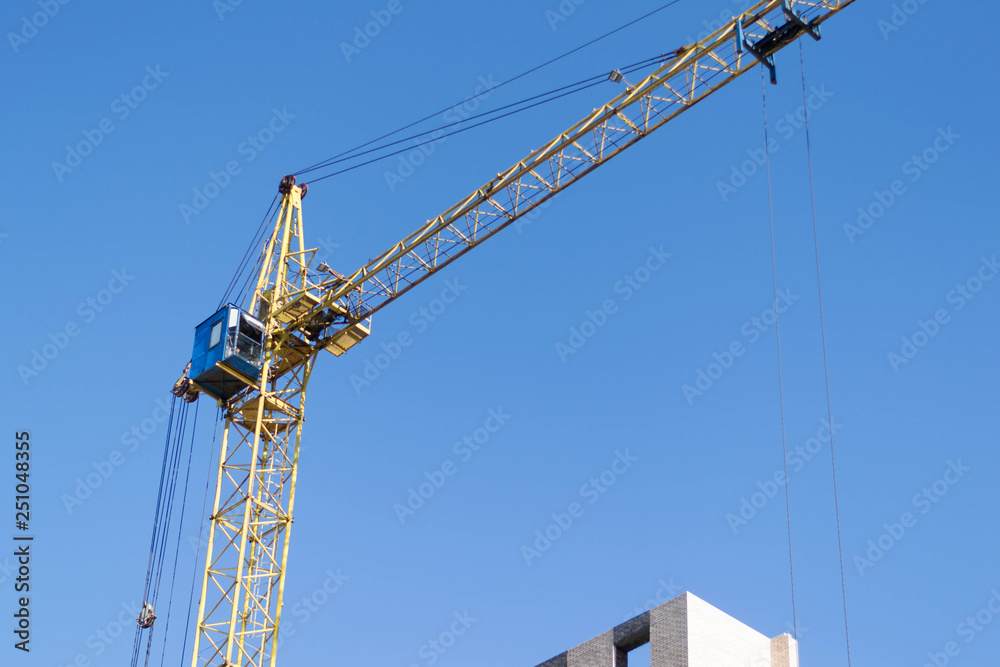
[180,2,856,665]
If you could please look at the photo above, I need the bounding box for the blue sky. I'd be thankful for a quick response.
[3,1,998,666]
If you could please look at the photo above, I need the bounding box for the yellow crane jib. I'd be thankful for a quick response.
[176,2,856,666]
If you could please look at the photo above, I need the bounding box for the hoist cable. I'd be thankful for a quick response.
[226,1,695,309]
[229,3,692,302]
[142,398,178,600]
[180,408,222,667]
[307,47,739,187]
[227,43,738,313]
[149,404,188,606]
[142,402,190,666]
[761,67,799,638]
[303,85,596,184]
[235,199,284,311]
[156,401,200,667]
[219,193,279,309]
[296,54,666,178]
[130,396,178,667]
[304,64,653,185]
[799,42,853,665]
[293,0,688,177]
[226,48,707,313]
[220,193,278,307]
[237,231,272,309]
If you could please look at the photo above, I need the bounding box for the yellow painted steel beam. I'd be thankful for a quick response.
[188,2,856,664]
[191,186,313,667]
[280,0,856,351]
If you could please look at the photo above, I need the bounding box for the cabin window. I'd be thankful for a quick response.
[239,317,263,343]
[231,315,264,368]
[209,321,223,349]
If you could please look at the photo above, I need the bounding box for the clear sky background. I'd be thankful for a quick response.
[2,1,998,666]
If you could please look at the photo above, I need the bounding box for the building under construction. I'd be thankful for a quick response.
[535,592,798,667]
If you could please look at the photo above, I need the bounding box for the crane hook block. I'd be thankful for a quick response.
[137,602,156,629]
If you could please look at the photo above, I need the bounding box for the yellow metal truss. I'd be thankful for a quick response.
[191,185,315,667]
[290,0,856,345]
[187,2,855,664]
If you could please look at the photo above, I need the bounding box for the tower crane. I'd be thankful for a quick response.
[160,2,858,665]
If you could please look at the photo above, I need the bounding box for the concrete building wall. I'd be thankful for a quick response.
[684,592,787,667]
[534,591,798,667]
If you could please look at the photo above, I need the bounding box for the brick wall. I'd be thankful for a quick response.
[533,591,798,667]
